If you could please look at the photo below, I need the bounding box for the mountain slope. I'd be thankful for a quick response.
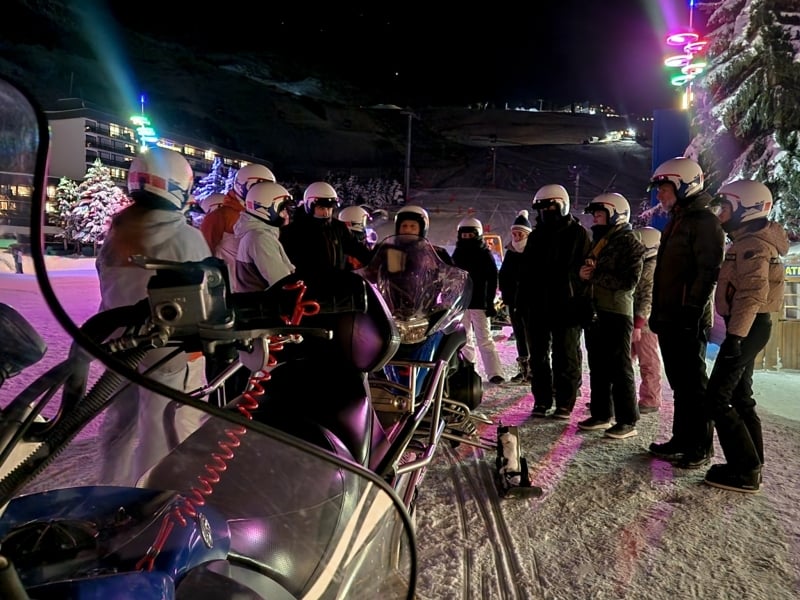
[1,0,653,203]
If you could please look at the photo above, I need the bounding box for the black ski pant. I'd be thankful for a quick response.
[509,306,529,359]
[702,312,771,472]
[585,310,637,425]
[527,318,582,412]
[656,324,710,453]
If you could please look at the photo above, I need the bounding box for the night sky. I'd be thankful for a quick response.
[108,0,699,114]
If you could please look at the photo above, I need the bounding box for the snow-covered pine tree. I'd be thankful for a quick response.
[66,158,131,255]
[192,155,229,201]
[53,176,80,251]
[325,173,404,209]
[689,0,800,238]
[224,166,237,195]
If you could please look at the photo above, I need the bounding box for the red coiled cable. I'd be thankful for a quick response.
[136,281,320,572]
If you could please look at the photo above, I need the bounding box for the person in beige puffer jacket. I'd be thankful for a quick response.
[702,179,789,494]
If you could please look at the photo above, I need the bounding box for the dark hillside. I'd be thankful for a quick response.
[1,0,654,204]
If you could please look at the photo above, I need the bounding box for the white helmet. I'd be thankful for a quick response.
[234,163,276,201]
[532,184,570,216]
[244,182,293,227]
[648,156,704,200]
[713,179,773,225]
[633,226,661,259]
[338,205,370,232]
[584,192,631,225]
[394,205,430,237]
[457,216,483,238]
[199,192,225,214]
[302,181,340,214]
[127,147,194,210]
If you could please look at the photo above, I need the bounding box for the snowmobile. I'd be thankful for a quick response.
[357,235,494,509]
[0,74,417,599]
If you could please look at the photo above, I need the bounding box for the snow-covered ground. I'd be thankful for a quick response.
[1,242,798,599]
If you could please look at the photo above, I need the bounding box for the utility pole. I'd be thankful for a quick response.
[490,134,497,187]
[401,110,416,202]
[568,164,585,207]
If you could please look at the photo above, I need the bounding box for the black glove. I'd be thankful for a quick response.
[679,305,703,335]
[719,335,744,360]
[486,306,497,318]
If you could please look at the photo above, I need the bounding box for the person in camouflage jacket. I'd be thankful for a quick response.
[576,193,644,439]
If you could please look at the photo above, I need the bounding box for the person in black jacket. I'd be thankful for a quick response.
[452,216,505,384]
[517,184,591,418]
[499,210,532,384]
[280,181,372,277]
[393,205,454,265]
[646,157,725,468]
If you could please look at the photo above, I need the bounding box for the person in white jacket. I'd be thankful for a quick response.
[96,147,212,485]
[199,163,276,291]
[233,181,295,292]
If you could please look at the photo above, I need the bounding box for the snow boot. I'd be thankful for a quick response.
[704,464,761,494]
[509,357,530,385]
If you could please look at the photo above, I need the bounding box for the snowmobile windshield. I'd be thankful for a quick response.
[0,74,416,600]
[357,235,472,342]
[0,397,416,599]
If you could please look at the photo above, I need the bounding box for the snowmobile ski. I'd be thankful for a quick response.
[494,423,543,498]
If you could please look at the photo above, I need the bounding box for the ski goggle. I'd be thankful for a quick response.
[313,198,339,209]
[532,199,562,211]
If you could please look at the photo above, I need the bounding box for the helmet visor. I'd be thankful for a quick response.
[313,198,339,208]
[647,175,673,192]
[275,196,294,214]
[708,194,731,217]
[532,198,561,211]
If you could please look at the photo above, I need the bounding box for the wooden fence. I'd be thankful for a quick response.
[755,317,800,370]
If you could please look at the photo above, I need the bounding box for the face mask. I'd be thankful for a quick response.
[591,224,612,239]
[540,211,561,225]
[511,238,527,253]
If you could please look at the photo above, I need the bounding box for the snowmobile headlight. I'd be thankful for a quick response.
[395,317,429,344]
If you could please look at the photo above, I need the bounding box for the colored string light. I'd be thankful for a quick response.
[664,1,708,95]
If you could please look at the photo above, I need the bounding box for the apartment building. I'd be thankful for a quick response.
[0,98,271,230]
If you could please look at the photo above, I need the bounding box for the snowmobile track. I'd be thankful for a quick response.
[444,445,541,599]
[444,444,473,599]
